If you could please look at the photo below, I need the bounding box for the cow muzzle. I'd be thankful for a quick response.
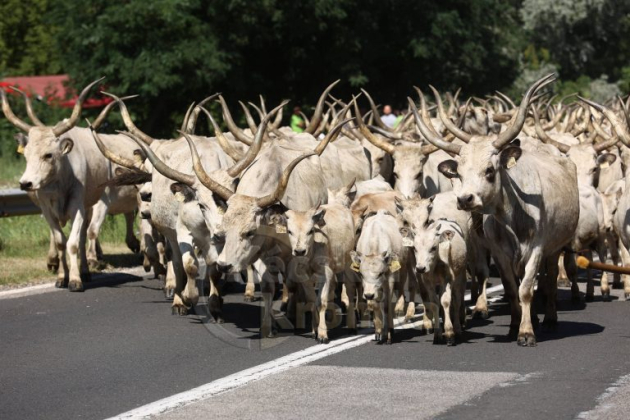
[19,181,33,191]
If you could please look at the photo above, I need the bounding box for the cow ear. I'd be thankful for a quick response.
[438,159,458,179]
[14,133,28,153]
[598,153,617,168]
[261,203,286,226]
[60,138,74,155]
[499,146,522,169]
[170,183,195,203]
[395,197,405,214]
[312,207,326,227]
[350,251,362,271]
[439,230,455,243]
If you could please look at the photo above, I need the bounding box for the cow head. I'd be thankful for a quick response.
[350,250,397,302]
[410,74,556,214]
[276,206,327,257]
[414,221,454,274]
[1,79,104,191]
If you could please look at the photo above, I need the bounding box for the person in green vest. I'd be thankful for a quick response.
[394,109,405,128]
[291,106,305,133]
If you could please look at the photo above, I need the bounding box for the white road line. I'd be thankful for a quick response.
[107,285,506,419]
[0,282,57,300]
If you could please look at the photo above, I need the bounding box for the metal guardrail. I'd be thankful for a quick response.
[0,189,41,217]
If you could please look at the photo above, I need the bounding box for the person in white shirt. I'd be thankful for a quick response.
[381,104,397,128]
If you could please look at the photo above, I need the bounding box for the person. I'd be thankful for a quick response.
[381,104,397,128]
[394,108,405,128]
[291,106,305,133]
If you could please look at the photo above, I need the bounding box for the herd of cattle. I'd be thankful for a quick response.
[3,74,630,347]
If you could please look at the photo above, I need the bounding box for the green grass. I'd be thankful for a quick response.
[0,155,25,188]
[0,212,137,287]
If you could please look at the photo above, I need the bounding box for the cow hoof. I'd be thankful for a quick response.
[54,279,67,289]
[80,272,92,283]
[209,315,225,324]
[446,337,456,346]
[374,333,382,344]
[243,295,255,303]
[517,333,537,347]
[318,337,330,344]
[433,335,441,345]
[47,263,59,274]
[266,329,278,339]
[602,292,611,302]
[68,281,84,292]
[508,326,519,340]
[557,278,571,288]
[164,288,175,300]
[348,328,358,336]
[143,263,151,273]
[541,320,558,333]
[472,309,489,320]
[171,306,189,316]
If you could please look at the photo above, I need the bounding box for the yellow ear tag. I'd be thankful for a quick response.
[351,261,361,272]
[174,192,186,202]
[16,145,24,154]
[216,206,225,215]
[600,161,610,169]
[402,237,414,248]
[506,157,516,169]
[275,224,287,234]
[389,259,401,273]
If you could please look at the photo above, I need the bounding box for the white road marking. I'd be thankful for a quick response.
[107,285,506,419]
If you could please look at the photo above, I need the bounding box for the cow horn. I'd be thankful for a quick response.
[92,95,138,130]
[430,85,472,143]
[271,102,284,130]
[197,106,243,162]
[0,89,32,133]
[180,102,196,134]
[360,88,391,132]
[493,74,556,149]
[368,125,403,140]
[227,100,288,178]
[316,117,354,155]
[102,92,155,145]
[120,131,194,186]
[353,96,395,154]
[239,101,259,133]
[53,77,105,137]
[179,131,234,201]
[580,97,630,147]
[495,91,516,109]
[408,97,461,155]
[305,80,340,134]
[532,107,570,153]
[256,151,318,208]
[413,87,441,138]
[185,93,219,134]
[313,109,332,138]
[217,95,253,146]
[9,86,44,126]
[87,120,139,170]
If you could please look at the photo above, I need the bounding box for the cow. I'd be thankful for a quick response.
[1,79,140,292]
[412,74,580,346]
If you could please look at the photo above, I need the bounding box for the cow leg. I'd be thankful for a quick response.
[453,272,467,336]
[244,265,256,302]
[207,264,224,323]
[597,241,611,301]
[440,282,455,346]
[384,278,395,345]
[419,274,437,333]
[65,203,88,292]
[608,234,622,289]
[169,242,188,314]
[340,283,350,311]
[492,252,521,338]
[259,264,278,338]
[472,249,490,319]
[315,265,336,344]
[394,263,408,318]
[563,252,580,303]
[46,229,60,274]
[43,211,68,288]
[123,212,140,253]
[343,270,358,335]
[79,208,91,281]
[163,236,178,299]
[173,226,198,315]
[617,239,630,300]
[405,272,417,323]
[517,252,542,347]
[583,250,596,302]
[371,300,384,343]
[542,253,559,331]
[557,252,570,287]
[86,200,107,270]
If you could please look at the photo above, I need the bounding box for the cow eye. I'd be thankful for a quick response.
[43,153,53,159]
[485,167,494,177]
[308,229,314,235]
[416,172,423,180]
[246,230,256,237]
[430,246,437,252]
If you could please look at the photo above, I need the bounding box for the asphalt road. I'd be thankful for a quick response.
[1,268,630,420]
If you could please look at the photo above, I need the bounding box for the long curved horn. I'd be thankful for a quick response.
[92,95,138,130]
[305,80,340,134]
[87,120,139,169]
[256,151,317,208]
[102,92,154,145]
[353,97,395,154]
[120,131,194,186]
[227,100,288,178]
[368,125,403,140]
[495,91,516,109]
[0,89,32,132]
[580,97,630,147]
[493,74,556,149]
[408,97,461,155]
[360,88,391,132]
[197,106,243,162]
[239,101,259,133]
[9,86,44,126]
[430,85,472,143]
[179,131,234,201]
[180,102,196,134]
[217,95,253,146]
[413,87,441,138]
[186,93,219,134]
[532,107,570,153]
[316,117,354,155]
[53,77,105,137]
[270,102,284,129]
[313,109,331,138]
